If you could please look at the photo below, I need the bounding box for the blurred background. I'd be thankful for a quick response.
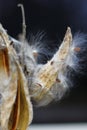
[0,0,87,125]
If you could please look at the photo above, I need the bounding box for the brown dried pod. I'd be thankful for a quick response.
[30,27,73,106]
[0,24,33,130]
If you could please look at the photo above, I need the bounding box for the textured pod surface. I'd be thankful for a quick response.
[30,27,72,106]
[0,31,18,130]
[0,24,33,130]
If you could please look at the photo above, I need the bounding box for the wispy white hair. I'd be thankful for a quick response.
[11,31,87,106]
[66,33,87,74]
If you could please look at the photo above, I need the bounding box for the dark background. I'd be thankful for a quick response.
[0,0,87,124]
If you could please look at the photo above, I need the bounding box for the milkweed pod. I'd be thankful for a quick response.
[0,24,33,130]
[30,27,72,106]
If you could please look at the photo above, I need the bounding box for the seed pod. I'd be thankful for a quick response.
[0,24,33,130]
[30,27,72,106]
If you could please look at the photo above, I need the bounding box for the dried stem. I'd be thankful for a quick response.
[18,4,26,41]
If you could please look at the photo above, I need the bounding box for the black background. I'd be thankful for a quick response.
[0,0,87,124]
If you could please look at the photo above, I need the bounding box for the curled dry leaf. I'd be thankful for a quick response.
[0,24,33,130]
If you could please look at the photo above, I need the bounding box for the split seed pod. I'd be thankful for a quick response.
[30,27,72,106]
[0,24,33,130]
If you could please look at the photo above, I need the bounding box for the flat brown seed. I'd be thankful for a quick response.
[74,47,81,52]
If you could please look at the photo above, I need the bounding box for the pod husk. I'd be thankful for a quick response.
[31,27,72,105]
[0,24,33,130]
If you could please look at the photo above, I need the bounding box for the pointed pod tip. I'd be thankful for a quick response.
[66,26,71,34]
[67,26,71,30]
[63,26,72,43]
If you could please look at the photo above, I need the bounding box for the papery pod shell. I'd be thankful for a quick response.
[31,27,72,105]
[0,24,33,130]
[0,37,18,130]
[8,62,33,130]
